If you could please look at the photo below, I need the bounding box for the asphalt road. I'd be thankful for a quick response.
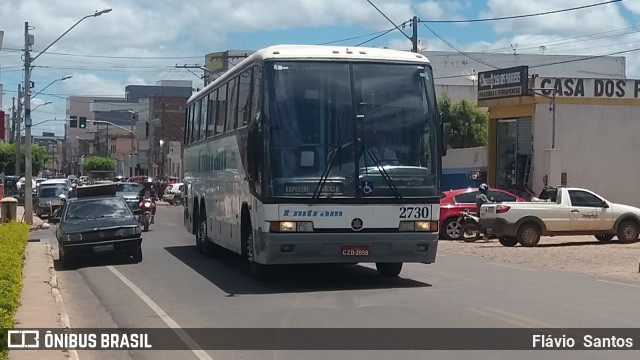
[36,205,640,360]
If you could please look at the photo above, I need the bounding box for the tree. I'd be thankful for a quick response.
[438,94,488,149]
[0,143,49,175]
[83,156,116,172]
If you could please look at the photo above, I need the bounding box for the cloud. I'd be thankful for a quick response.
[416,1,468,21]
[623,0,640,15]
[61,73,126,98]
[482,0,629,35]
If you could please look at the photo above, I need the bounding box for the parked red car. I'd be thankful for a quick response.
[440,188,525,240]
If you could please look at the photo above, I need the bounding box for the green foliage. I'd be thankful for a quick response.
[0,143,49,176]
[438,94,488,149]
[0,222,29,359]
[84,156,116,171]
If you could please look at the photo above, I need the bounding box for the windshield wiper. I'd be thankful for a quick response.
[311,139,359,201]
[364,147,403,200]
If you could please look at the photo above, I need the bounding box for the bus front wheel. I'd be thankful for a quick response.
[376,262,403,277]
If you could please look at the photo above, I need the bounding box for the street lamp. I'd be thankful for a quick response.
[32,75,73,99]
[22,9,111,224]
[31,101,52,112]
[158,140,165,178]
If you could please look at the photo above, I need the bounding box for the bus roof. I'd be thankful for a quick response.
[189,44,432,104]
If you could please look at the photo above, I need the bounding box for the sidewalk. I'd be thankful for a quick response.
[10,233,71,360]
[14,205,45,231]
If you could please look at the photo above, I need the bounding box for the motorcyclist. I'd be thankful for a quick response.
[476,183,492,217]
[137,178,158,223]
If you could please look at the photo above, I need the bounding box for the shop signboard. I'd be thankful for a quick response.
[477,66,529,100]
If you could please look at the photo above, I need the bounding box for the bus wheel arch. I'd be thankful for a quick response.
[241,202,269,280]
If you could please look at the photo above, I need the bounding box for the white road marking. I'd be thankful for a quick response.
[489,262,536,272]
[596,279,640,288]
[107,266,213,360]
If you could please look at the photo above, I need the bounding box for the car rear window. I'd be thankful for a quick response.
[65,198,132,220]
[38,187,67,198]
[116,183,141,193]
[489,190,517,202]
[454,191,478,204]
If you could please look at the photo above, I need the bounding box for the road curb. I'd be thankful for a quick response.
[45,243,80,360]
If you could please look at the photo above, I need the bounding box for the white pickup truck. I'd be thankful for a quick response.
[479,186,640,247]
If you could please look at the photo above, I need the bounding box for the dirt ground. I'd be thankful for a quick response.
[438,236,640,282]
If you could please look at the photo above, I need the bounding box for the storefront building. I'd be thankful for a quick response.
[478,66,640,206]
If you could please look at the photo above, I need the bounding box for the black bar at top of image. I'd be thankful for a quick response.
[4,328,640,350]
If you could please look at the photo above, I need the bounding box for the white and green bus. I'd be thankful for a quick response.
[183,45,447,278]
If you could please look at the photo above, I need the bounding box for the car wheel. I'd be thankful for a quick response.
[442,218,462,240]
[499,237,518,247]
[617,221,639,244]
[517,223,541,247]
[376,262,403,277]
[132,248,143,263]
[595,234,614,243]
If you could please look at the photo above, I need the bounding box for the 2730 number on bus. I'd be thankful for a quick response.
[399,206,430,219]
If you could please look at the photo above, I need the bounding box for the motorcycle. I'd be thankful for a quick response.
[457,210,482,242]
[138,197,156,232]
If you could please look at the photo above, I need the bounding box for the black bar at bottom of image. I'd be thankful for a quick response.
[3,328,640,350]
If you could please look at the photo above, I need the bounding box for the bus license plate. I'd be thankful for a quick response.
[93,244,115,253]
[341,245,369,256]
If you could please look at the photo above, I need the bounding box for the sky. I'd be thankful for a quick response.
[1,0,640,136]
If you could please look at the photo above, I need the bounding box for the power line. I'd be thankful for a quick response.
[529,45,640,68]
[421,0,623,23]
[356,27,398,47]
[421,23,499,69]
[317,29,395,45]
[363,0,412,41]
[1,47,202,60]
[432,45,640,80]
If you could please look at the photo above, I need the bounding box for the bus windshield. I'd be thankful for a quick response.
[265,61,439,200]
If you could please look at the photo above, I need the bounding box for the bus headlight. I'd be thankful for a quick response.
[269,221,314,232]
[399,221,438,232]
[270,221,296,232]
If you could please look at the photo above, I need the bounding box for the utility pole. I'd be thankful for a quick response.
[23,21,34,224]
[411,16,419,53]
[15,85,22,177]
[10,97,15,144]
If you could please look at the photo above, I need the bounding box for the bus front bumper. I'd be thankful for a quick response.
[254,231,438,265]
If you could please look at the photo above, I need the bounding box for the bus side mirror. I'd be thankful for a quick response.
[441,122,449,156]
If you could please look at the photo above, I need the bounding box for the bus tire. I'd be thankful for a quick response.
[195,207,204,253]
[376,262,402,277]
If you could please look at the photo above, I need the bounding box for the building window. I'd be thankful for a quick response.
[110,144,116,154]
[70,115,78,128]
